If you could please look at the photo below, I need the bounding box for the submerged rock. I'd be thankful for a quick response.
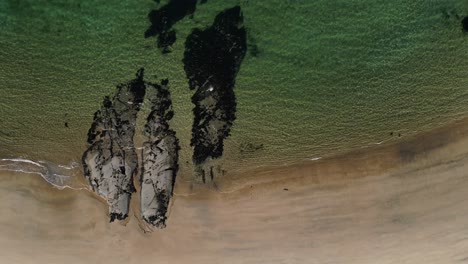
[145,0,206,53]
[140,80,179,228]
[183,6,247,179]
[463,16,468,32]
[82,69,146,222]
[158,30,177,54]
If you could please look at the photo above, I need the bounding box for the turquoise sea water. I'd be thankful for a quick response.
[1,0,468,180]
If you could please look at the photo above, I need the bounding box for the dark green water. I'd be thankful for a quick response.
[1,0,468,180]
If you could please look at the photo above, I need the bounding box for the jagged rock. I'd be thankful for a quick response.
[183,6,247,179]
[82,69,146,222]
[140,80,179,228]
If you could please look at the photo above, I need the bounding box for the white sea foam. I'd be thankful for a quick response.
[1,158,43,167]
[0,158,88,191]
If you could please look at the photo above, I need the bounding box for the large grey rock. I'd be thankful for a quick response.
[140,80,179,228]
[82,69,146,222]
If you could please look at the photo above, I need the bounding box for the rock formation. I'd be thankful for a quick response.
[183,6,247,181]
[82,69,146,222]
[140,79,180,228]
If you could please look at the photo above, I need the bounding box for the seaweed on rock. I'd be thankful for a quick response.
[183,6,247,179]
[82,69,146,222]
[140,79,180,228]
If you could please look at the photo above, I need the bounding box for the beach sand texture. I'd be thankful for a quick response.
[2,118,468,264]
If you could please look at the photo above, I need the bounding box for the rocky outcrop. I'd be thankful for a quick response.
[183,6,247,180]
[82,69,146,222]
[140,80,180,228]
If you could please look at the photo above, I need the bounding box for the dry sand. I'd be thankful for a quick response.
[2,118,468,264]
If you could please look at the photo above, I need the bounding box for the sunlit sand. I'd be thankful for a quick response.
[2,118,468,263]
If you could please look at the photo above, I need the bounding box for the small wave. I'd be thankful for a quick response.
[0,158,87,191]
[1,158,43,167]
[58,162,80,170]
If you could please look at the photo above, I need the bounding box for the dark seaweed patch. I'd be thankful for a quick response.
[248,43,260,57]
[183,6,247,170]
[145,0,207,53]
[463,16,468,32]
[246,28,260,57]
[145,189,170,228]
[109,212,128,223]
[158,30,177,53]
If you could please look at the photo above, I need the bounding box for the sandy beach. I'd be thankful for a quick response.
[2,117,468,264]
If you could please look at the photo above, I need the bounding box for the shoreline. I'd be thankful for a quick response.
[4,113,468,194]
[198,114,468,193]
[2,116,468,263]
[3,113,468,198]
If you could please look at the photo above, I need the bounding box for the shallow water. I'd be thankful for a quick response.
[2,0,468,178]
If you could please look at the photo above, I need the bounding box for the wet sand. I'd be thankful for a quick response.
[2,118,468,263]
